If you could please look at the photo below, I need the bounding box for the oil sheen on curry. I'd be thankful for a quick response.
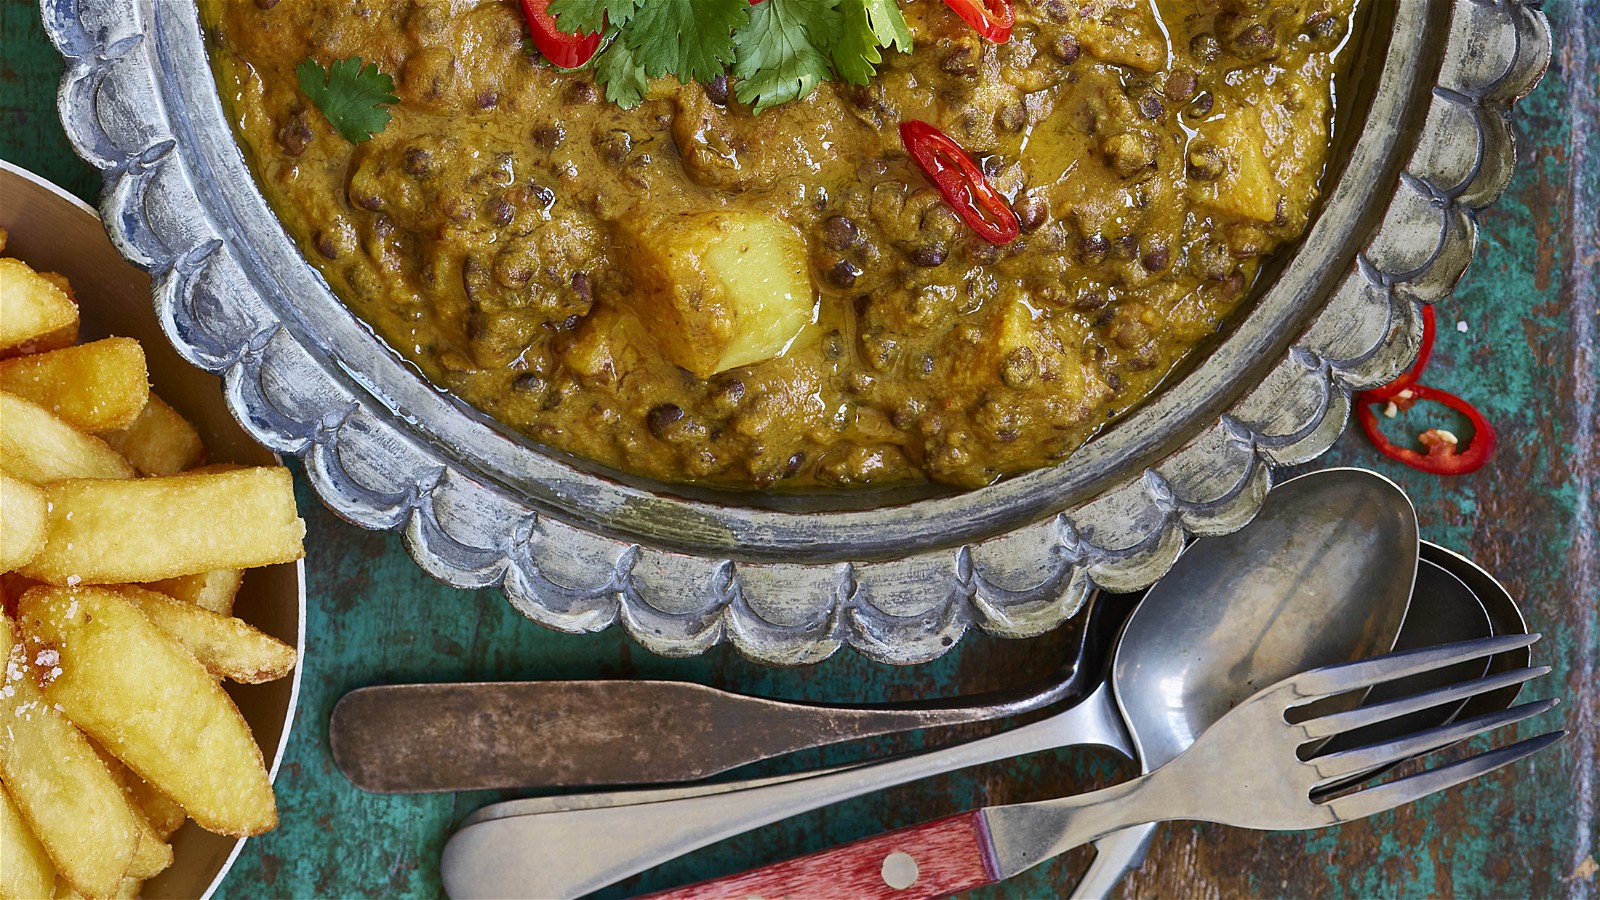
[207,0,1357,489]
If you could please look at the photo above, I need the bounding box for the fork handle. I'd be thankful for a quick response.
[638,812,999,900]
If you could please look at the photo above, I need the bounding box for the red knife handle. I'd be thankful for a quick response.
[638,811,999,900]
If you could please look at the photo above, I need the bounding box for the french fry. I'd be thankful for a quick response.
[0,225,8,254]
[0,778,57,900]
[99,393,206,476]
[0,391,136,483]
[0,337,150,433]
[19,467,305,585]
[0,473,46,573]
[54,875,143,900]
[0,259,77,353]
[86,740,174,881]
[17,586,278,836]
[0,612,140,897]
[127,775,187,841]
[113,585,297,684]
[143,567,245,615]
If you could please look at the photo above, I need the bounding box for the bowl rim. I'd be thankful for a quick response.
[0,157,307,897]
[43,0,1550,663]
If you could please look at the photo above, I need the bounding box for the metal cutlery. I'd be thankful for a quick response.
[439,468,1419,899]
[642,634,1561,899]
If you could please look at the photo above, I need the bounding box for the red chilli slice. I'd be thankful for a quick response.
[1355,382,1497,476]
[939,0,1014,42]
[899,120,1020,245]
[519,0,604,69]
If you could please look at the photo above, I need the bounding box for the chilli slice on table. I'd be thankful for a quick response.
[1355,306,1497,475]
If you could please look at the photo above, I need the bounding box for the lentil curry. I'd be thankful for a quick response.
[206,0,1358,489]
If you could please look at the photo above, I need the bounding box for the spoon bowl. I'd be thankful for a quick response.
[1114,468,1419,768]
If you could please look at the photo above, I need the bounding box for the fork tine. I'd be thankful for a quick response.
[1309,698,1560,784]
[1290,634,1540,700]
[1322,729,1567,823]
[1298,667,1551,739]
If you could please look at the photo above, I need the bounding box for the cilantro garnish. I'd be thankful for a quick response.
[833,0,914,86]
[734,0,842,113]
[295,57,399,144]
[546,0,911,112]
[626,0,749,84]
[592,37,650,108]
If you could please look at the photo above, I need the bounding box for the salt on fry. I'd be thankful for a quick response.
[19,467,305,585]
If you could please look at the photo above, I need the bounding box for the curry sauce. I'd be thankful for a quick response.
[206,0,1357,489]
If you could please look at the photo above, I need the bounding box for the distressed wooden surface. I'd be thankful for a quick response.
[2,2,1596,897]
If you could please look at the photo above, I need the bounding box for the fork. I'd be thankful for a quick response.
[641,633,1562,900]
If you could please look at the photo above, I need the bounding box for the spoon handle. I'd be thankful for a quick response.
[439,682,1132,900]
[1067,822,1158,899]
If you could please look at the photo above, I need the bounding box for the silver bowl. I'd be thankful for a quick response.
[44,0,1549,664]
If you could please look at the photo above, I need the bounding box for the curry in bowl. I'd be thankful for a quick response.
[206,0,1356,489]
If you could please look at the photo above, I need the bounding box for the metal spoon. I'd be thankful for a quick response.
[330,589,1133,792]
[439,467,1418,899]
[1069,542,1498,898]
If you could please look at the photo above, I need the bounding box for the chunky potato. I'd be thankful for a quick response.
[143,567,246,615]
[0,613,140,897]
[17,586,279,836]
[0,259,77,353]
[0,337,149,433]
[1189,107,1281,223]
[0,779,56,900]
[114,585,297,684]
[0,473,47,574]
[99,393,206,476]
[620,211,817,377]
[19,467,306,585]
[0,391,137,483]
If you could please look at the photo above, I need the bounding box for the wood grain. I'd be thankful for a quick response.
[0,3,1593,898]
[640,812,997,900]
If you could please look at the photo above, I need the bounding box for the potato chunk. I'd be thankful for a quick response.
[142,567,246,615]
[113,585,297,684]
[0,779,57,900]
[1189,107,1280,223]
[619,211,817,377]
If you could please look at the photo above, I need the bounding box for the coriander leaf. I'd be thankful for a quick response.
[860,0,912,54]
[626,0,749,84]
[295,57,398,144]
[592,37,649,109]
[833,0,912,85]
[546,0,639,36]
[734,0,842,114]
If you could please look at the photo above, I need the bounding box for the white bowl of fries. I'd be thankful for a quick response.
[0,159,306,899]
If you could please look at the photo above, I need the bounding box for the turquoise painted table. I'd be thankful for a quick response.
[2,3,1596,897]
